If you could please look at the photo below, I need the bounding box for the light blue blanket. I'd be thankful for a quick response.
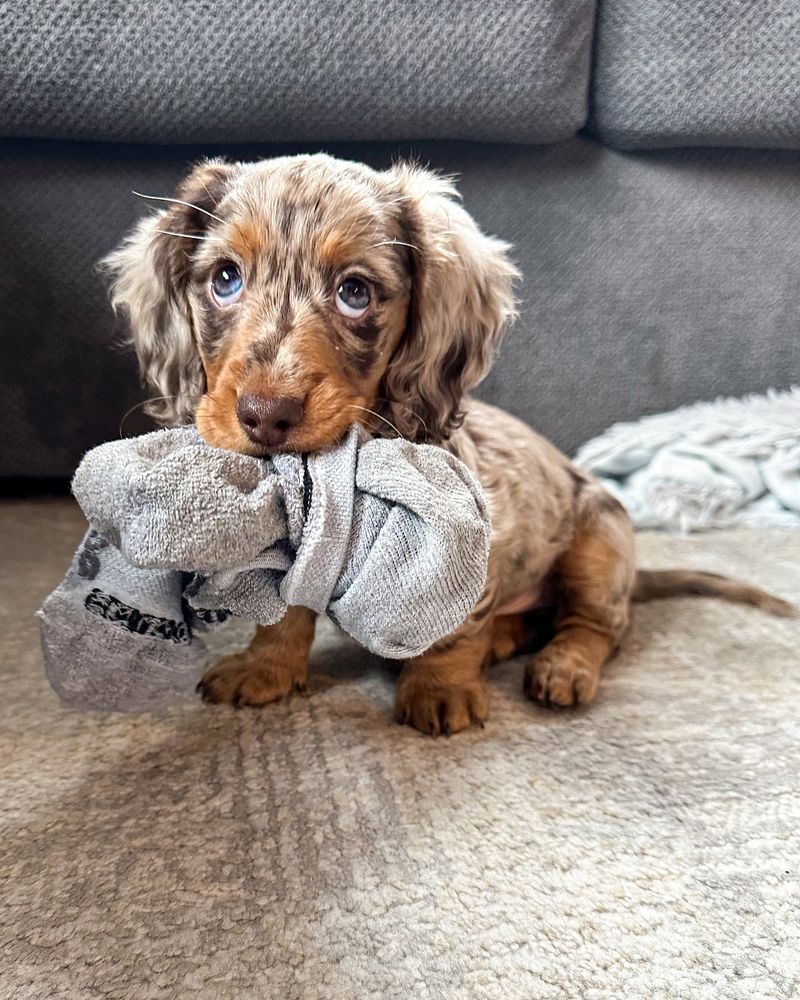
[575,388,800,532]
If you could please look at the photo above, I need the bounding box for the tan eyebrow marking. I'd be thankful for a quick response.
[228,219,263,258]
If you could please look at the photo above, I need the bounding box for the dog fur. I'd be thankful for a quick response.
[103,153,796,734]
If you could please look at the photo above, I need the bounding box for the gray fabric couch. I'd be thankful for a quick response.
[2,0,799,477]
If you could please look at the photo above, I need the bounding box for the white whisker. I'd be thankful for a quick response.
[371,397,429,442]
[369,239,423,254]
[119,395,177,436]
[155,229,209,241]
[132,190,227,224]
[347,405,406,439]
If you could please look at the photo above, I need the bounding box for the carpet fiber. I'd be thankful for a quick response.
[2,499,799,999]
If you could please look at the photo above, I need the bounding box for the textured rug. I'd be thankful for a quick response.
[2,499,799,1000]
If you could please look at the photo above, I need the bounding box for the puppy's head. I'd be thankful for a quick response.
[104,154,517,452]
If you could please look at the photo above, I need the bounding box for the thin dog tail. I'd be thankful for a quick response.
[633,569,798,619]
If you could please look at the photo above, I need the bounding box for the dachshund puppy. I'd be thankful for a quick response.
[104,154,795,734]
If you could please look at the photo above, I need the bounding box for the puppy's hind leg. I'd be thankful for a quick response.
[525,489,636,707]
[488,610,556,664]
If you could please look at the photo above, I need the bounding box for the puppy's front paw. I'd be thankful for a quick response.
[394,676,488,736]
[198,651,306,707]
[524,646,599,707]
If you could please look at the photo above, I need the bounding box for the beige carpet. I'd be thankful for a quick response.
[2,499,800,1000]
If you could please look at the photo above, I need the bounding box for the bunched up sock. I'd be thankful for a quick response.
[40,424,491,712]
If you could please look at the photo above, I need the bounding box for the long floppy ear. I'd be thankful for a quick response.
[379,163,519,443]
[100,159,235,426]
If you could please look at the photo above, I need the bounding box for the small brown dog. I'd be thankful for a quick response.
[104,154,795,734]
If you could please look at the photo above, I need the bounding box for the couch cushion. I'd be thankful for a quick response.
[591,0,800,149]
[1,0,595,145]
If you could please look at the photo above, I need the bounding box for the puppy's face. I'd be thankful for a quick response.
[183,158,413,453]
[105,154,518,452]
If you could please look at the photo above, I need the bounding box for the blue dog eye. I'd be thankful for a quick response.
[211,262,243,303]
[335,276,371,318]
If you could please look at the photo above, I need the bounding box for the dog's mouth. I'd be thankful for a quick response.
[234,423,352,458]
[195,383,368,457]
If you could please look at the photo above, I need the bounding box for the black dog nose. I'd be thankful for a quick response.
[236,394,304,448]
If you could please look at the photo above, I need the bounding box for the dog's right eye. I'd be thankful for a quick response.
[210,262,244,305]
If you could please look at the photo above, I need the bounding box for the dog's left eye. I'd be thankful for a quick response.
[211,262,244,305]
[336,277,371,318]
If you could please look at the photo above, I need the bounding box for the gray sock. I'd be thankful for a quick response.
[38,529,209,711]
[40,424,491,712]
